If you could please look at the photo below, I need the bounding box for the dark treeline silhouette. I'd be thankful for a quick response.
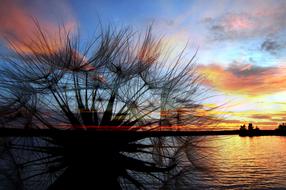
[276,123,286,131]
[0,21,214,189]
[239,123,260,131]
[239,123,286,137]
[239,123,260,136]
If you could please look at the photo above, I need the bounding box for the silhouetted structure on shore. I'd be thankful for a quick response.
[276,123,286,131]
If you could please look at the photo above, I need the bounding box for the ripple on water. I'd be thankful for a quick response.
[186,136,286,190]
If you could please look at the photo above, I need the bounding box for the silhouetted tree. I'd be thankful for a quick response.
[248,123,253,131]
[240,124,246,131]
[0,22,213,189]
[277,123,286,131]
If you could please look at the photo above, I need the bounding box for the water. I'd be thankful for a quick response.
[2,136,286,189]
[190,136,286,190]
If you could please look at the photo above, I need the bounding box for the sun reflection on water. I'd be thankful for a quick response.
[188,136,286,189]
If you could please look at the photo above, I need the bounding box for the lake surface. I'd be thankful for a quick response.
[188,136,286,190]
[1,135,286,189]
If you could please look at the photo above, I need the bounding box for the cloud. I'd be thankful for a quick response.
[260,38,284,54]
[249,114,272,120]
[253,121,277,126]
[220,119,242,124]
[198,62,286,95]
[203,1,286,41]
[271,117,286,122]
[204,13,256,40]
[0,0,76,53]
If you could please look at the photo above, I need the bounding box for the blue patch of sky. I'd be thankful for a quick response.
[198,36,281,67]
[70,1,166,33]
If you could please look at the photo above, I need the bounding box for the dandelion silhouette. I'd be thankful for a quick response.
[0,22,213,189]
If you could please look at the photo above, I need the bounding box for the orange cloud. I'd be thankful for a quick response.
[199,63,286,95]
[249,114,272,120]
[0,0,76,54]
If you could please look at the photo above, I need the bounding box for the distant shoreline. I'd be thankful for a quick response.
[0,128,285,137]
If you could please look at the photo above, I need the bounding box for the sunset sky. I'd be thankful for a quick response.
[1,0,286,129]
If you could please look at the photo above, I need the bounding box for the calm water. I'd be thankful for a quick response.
[189,136,286,190]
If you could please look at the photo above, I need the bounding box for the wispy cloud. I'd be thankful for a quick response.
[203,13,256,40]
[260,38,284,55]
[0,0,76,53]
[249,114,272,120]
[203,1,286,41]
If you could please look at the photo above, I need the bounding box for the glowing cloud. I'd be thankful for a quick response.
[0,0,76,54]
[199,63,286,96]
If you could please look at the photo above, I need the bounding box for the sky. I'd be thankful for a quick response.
[1,0,286,129]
